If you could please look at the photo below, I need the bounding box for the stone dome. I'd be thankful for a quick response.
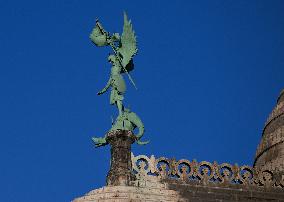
[254,89,284,175]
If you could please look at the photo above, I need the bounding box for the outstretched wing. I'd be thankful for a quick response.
[117,12,138,70]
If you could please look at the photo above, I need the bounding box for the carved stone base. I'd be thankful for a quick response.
[106,130,136,186]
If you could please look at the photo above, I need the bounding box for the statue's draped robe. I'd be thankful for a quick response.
[110,73,126,105]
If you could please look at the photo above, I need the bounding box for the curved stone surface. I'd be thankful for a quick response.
[254,89,284,176]
[72,185,187,202]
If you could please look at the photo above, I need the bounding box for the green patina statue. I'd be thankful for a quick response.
[90,12,148,147]
[97,54,126,116]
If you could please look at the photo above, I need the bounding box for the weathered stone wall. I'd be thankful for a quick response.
[165,179,284,202]
[73,183,284,202]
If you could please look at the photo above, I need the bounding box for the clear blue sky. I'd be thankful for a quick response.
[1,0,284,201]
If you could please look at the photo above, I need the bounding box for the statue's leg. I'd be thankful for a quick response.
[116,100,123,115]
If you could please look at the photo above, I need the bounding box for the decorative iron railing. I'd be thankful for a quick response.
[131,154,284,188]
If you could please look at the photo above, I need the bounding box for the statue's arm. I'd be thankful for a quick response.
[97,77,112,95]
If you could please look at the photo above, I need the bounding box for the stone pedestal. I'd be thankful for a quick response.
[106,130,136,186]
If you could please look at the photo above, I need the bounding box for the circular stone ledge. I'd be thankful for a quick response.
[72,185,187,202]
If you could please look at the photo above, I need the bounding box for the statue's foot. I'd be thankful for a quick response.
[92,137,107,147]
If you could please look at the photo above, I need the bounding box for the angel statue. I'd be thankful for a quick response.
[90,12,148,147]
[90,12,137,116]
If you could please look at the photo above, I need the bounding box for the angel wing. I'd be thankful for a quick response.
[117,12,138,71]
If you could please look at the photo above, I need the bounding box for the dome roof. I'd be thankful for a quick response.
[254,89,284,175]
[277,88,284,103]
